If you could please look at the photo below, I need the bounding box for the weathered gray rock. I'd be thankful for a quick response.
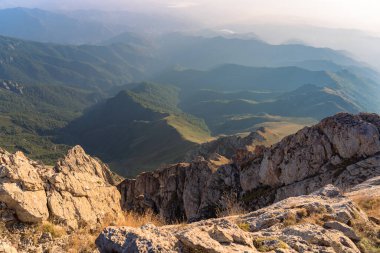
[53,146,118,186]
[96,224,177,253]
[0,149,49,223]
[347,175,380,198]
[256,112,380,190]
[0,146,123,229]
[98,185,369,253]
[278,224,359,253]
[323,221,360,241]
[47,146,123,229]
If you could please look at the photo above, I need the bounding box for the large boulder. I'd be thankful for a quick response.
[47,146,123,229]
[0,149,49,223]
[0,146,123,229]
[96,224,178,253]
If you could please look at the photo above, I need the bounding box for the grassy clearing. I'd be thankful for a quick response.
[166,114,213,144]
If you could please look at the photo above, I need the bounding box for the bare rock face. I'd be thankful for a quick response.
[0,149,49,223]
[118,113,380,222]
[47,146,123,229]
[256,113,380,189]
[184,130,267,162]
[119,158,242,222]
[0,145,123,229]
[97,185,372,253]
[346,175,380,198]
[53,146,118,186]
[96,224,178,253]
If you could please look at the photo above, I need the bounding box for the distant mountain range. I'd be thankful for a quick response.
[0,8,114,44]
[154,64,376,131]
[0,30,379,176]
[153,33,360,70]
[1,7,379,71]
[0,8,192,44]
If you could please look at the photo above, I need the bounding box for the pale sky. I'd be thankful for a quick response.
[1,0,380,34]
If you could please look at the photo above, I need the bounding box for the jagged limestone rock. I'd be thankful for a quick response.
[0,149,49,223]
[0,146,123,229]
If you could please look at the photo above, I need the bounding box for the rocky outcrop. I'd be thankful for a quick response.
[118,113,380,222]
[0,145,123,229]
[97,185,376,252]
[47,146,123,229]
[0,80,23,94]
[346,175,380,198]
[184,130,267,162]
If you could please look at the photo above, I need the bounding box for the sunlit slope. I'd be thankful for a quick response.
[61,83,211,176]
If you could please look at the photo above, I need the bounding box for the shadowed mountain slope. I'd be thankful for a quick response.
[60,83,211,176]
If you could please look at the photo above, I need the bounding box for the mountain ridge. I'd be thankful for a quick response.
[118,112,380,221]
[60,82,211,176]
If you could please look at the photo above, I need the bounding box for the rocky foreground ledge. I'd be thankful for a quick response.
[96,182,380,252]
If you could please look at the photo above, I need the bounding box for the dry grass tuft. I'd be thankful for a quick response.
[351,196,380,221]
[216,192,246,218]
[66,228,98,253]
[281,207,330,227]
[39,221,67,238]
[236,221,250,232]
[118,210,165,228]
[350,218,380,253]
[253,237,288,252]
[65,210,165,253]
[346,195,380,253]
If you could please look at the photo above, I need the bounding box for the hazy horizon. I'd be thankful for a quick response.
[0,0,379,36]
[1,0,379,70]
